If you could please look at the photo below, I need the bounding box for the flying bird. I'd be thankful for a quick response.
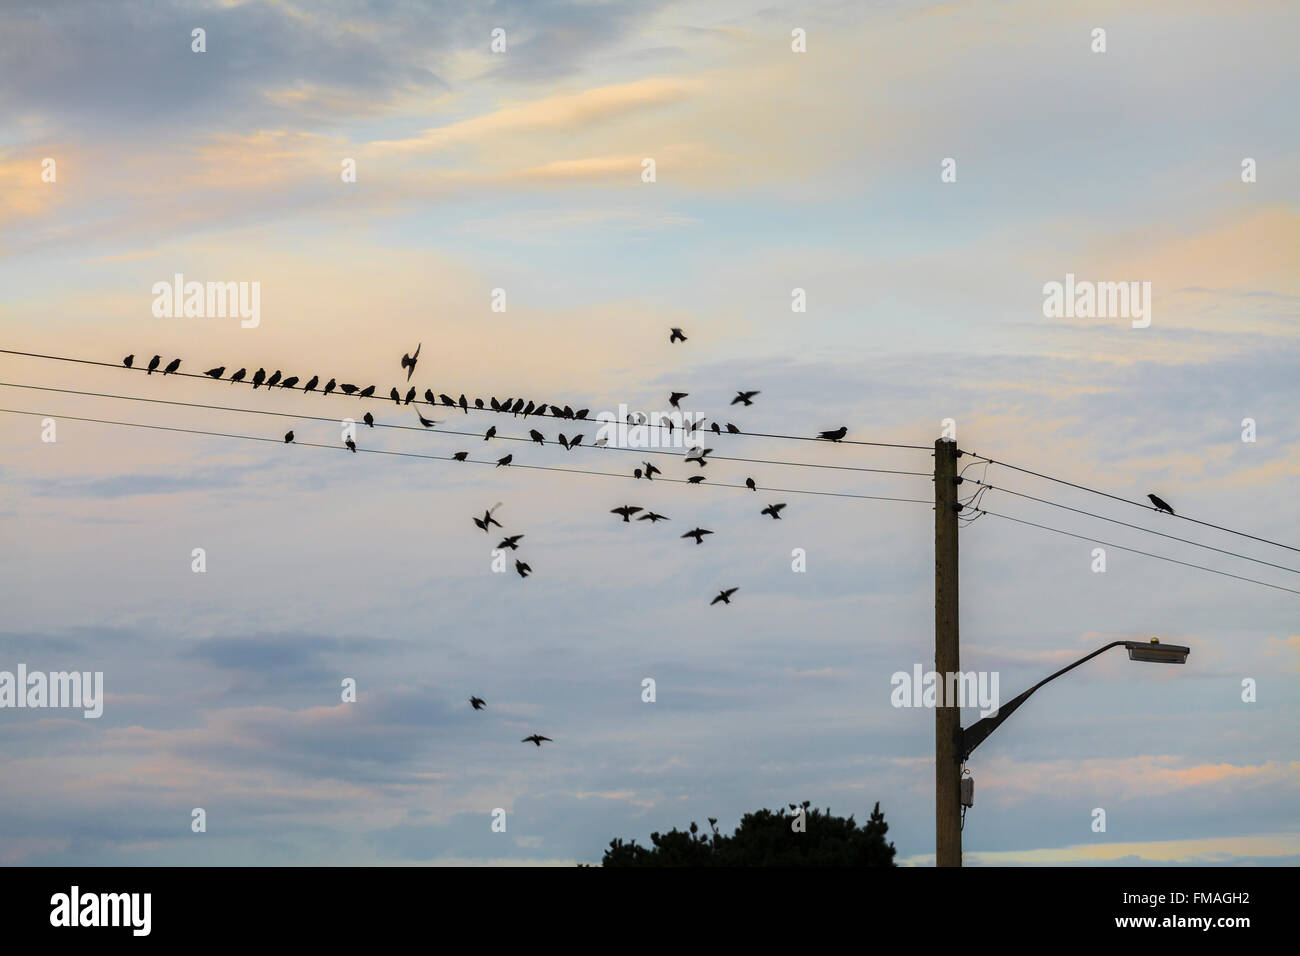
[496,454,512,467]
[251,368,266,388]
[761,503,787,520]
[732,390,760,406]
[230,368,247,385]
[123,355,134,368]
[711,587,738,605]
[685,447,713,467]
[611,506,643,522]
[638,512,669,523]
[669,392,688,408]
[303,375,318,393]
[345,438,357,453]
[817,426,848,442]
[363,412,374,428]
[162,358,181,375]
[147,355,161,374]
[204,366,224,379]
[265,370,281,388]
[323,378,337,397]
[669,327,687,343]
[284,430,294,443]
[642,462,661,480]
[469,696,486,711]
[682,528,713,545]
[1148,494,1175,515]
[498,535,524,550]
[416,410,438,427]
[522,734,552,747]
[515,560,532,578]
[401,343,421,381]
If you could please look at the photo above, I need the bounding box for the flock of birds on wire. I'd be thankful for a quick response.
[123,328,859,746]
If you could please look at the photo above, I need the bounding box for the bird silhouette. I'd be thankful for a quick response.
[682,528,713,545]
[401,343,421,381]
[345,438,357,453]
[363,412,374,428]
[303,375,318,393]
[1148,494,1175,515]
[162,358,180,375]
[252,368,266,389]
[611,506,643,522]
[440,393,456,408]
[405,387,416,406]
[669,391,689,408]
[123,354,134,368]
[761,503,787,519]
[147,355,161,374]
[669,327,687,343]
[515,560,532,578]
[452,451,468,461]
[484,426,497,441]
[557,433,570,450]
[529,429,545,445]
[568,435,584,448]
[746,478,756,491]
[416,410,438,427]
[475,399,485,409]
[575,409,589,420]
[498,534,524,550]
[230,368,247,385]
[477,507,504,531]
[265,370,281,388]
[686,447,713,467]
[204,366,225,379]
[284,430,294,443]
[469,696,486,710]
[817,426,848,442]
[359,385,375,398]
[323,378,336,397]
[424,389,437,406]
[638,511,669,523]
[633,468,643,480]
[281,376,299,389]
[496,454,512,467]
[732,390,760,406]
[473,516,490,532]
[642,462,661,480]
[710,422,721,434]
[459,395,469,414]
[726,423,740,434]
[339,383,358,395]
[522,734,552,747]
[711,587,738,605]
[687,476,706,484]
[390,387,401,405]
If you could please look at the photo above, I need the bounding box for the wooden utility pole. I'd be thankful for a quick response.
[934,438,962,866]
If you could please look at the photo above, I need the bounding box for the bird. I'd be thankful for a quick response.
[633,469,643,480]
[682,528,713,545]
[529,429,545,445]
[452,452,468,461]
[405,387,416,406]
[611,506,643,522]
[481,507,504,530]
[416,410,438,427]
[401,343,421,381]
[424,389,436,406]
[281,376,299,389]
[358,385,375,398]
[761,503,787,520]
[363,412,374,428]
[726,423,740,434]
[710,422,721,434]
[491,398,502,411]
[522,400,535,418]
[711,587,738,605]
[594,438,609,447]
[686,447,713,467]
[123,354,134,368]
[557,434,570,450]
[484,426,497,441]
[638,512,669,523]
[303,375,318,394]
[440,393,456,408]
[390,387,401,406]
[568,435,584,448]
[204,366,225,379]
[746,478,756,491]
[496,454,512,467]
[522,734,552,747]
[515,560,532,578]
[642,462,661,480]
[230,368,247,385]
[284,430,294,443]
[339,383,358,395]
[265,370,281,388]
[475,399,484,409]
[469,696,486,711]
[1148,494,1175,515]
[147,355,161,374]
[323,378,337,397]
[459,395,469,414]
[251,368,266,389]
[669,391,689,408]
[163,358,181,375]
[345,438,357,453]
[669,327,687,343]
[732,390,760,406]
[687,476,706,484]
[575,409,589,420]
[817,426,848,442]
[498,535,524,550]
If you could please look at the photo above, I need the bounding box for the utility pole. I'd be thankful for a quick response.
[934,437,962,866]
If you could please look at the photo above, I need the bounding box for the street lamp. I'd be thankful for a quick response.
[959,638,1190,762]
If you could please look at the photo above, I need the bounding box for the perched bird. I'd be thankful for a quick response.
[682,528,713,545]
[163,358,181,375]
[459,395,468,414]
[303,375,318,394]
[452,451,469,461]
[358,385,375,398]
[557,433,570,450]
[475,399,485,409]
[440,393,456,408]
[761,503,787,520]
[642,462,661,480]
[817,426,848,442]
[284,430,294,443]
[529,429,545,445]
[345,438,357,453]
[498,535,524,550]
[515,560,532,578]
[424,389,436,406]
[611,506,643,522]
[490,398,502,411]
[711,587,738,605]
[363,412,374,428]
[484,426,497,441]
[147,355,161,374]
[669,327,687,343]
[1148,494,1175,515]
[251,368,266,389]
[416,410,438,428]
[568,435,584,448]
[669,391,689,408]
[401,343,421,381]
[123,354,134,368]
[390,387,401,406]
[204,366,225,379]
[522,734,552,747]
[594,438,609,447]
[687,476,706,484]
[638,511,669,523]
[266,370,281,388]
[230,368,247,385]
[732,390,760,406]
[523,400,536,418]
[469,696,486,711]
[726,423,740,434]
[339,383,358,395]
[323,378,337,397]
[405,387,416,406]
[575,409,589,420]
[746,478,756,491]
[710,422,721,434]
[280,376,299,389]
[496,454,512,467]
[633,469,643,480]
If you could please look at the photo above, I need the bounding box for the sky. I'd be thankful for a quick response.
[0,0,1297,866]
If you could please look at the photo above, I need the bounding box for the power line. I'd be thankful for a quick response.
[966,479,1300,576]
[0,407,933,505]
[0,349,932,451]
[0,381,933,479]
[963,450,1300,556]
[969,507,1300,597]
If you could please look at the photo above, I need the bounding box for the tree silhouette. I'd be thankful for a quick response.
[600,801,896,866]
